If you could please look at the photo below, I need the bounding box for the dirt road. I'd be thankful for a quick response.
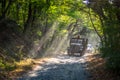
[18,53,90,80]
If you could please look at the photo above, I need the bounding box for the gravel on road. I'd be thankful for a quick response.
[18,54,90,80]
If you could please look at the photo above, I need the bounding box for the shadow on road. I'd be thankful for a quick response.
[18,55,90,80]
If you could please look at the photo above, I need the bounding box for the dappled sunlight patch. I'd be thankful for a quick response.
[32,65,43,71]
[17,54,89,80]
[15,59,34,67]
[9,53,94,79]
[9,58,49,78]
[9,59,34,78]
[28,71,38,77]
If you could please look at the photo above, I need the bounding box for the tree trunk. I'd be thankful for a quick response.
[23,2,32,34]
[1,0,12,19]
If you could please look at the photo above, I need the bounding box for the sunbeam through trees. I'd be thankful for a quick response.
[0,0,120,80]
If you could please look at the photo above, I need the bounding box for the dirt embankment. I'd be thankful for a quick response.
[85,53,120,80]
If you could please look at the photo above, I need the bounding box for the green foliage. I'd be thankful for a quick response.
[0,0,91,79]
[86,0,120,69]
[5,63,16,71]
[0,60,5,69]
[0,59,16,71]
[1,0,120,74]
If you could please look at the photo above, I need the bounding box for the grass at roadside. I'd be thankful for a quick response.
[9,59,34,78]
[8,57,50,79]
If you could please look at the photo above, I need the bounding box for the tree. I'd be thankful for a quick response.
[83,0,120,69]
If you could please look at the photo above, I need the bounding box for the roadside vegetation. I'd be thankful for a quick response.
[0,0,120,79]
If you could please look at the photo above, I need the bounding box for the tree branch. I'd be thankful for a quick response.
[88,8,103,42]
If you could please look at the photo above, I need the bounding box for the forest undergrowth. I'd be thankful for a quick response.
[86,53,120,80]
